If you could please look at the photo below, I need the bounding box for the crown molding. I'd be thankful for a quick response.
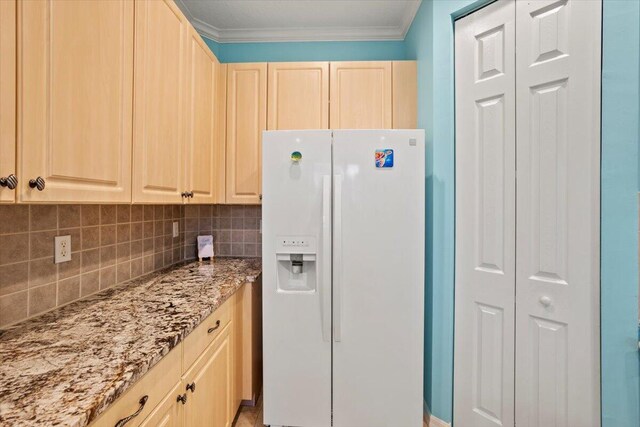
[177,0,421,43]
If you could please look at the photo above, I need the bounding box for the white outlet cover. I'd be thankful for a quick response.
[173,221,179,238]
[54,235,72,264]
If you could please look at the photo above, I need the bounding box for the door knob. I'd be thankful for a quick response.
[0,174,17,190]
[539,296,552,307]
[28,176,45,191]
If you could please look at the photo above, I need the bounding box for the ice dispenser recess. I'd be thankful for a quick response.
[276,236,317,293]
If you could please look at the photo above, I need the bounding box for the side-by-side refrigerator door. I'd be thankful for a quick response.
[332,130,425,427]
[262,130,332,427]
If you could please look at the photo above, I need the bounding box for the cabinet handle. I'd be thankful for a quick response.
[177,393,187,405]
[186,382,196,393]
[114,395,148,427]
[0,174,17,190]
[28,177,45,191]
[207,320,221,334]
[181,192,187,198]
[188,191,194,198]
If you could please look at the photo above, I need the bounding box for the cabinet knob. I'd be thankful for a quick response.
[187,191,194,198]
[259,194,262,200]
[177,393,188,405]
[181,192,187,198]
[28,177,45,191]
[186,382,196,393]
[114,395,148,427]
[539,295,552,307]
[0,174,17,190]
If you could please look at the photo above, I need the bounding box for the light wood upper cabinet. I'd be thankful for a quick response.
[392,61,418,129]
[226,63,266,205]
[213,64,227,204]
[183,324,234,427]
[184,27,217,204]
[267,62,329,130]
[17,0,133,203]
[0,0,16,203]
[329,61,392,129]
[132,0,188,204]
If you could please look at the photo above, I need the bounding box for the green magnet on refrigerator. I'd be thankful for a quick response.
[291,151,302,162]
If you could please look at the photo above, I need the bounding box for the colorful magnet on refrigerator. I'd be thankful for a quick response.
[375,149,394,168]
[291,151,302,162]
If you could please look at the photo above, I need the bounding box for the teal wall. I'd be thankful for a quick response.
[203,38,407,63]
[601,1,640,426]
[404,0,492,423]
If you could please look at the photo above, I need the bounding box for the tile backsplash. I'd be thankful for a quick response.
[0,203,261,328]
[183,204,262,260]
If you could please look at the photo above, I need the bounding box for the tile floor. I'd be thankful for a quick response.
[233,393,264,427]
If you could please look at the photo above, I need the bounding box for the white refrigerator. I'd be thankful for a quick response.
[262,130,424,427]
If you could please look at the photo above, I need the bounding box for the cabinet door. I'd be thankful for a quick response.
[139,382,183,427]
[329,61,392,129]
[0,0,15,203]
[392,61,417,129]
[213,64,227,204]
[231,287,243,412]
[133,0,187,203]
[184,325,233,427]
[267,62,329,130]
[18,0,133,203]
[184,27,217,204]
[226,63,266,205]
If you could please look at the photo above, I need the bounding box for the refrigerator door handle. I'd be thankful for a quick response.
[334,174,343,342]
[321,175,332,342]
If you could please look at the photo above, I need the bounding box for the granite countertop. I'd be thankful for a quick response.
[0,257,261,427]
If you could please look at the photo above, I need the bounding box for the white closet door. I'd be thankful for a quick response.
[515,1,601,426]
[454,2,516,426]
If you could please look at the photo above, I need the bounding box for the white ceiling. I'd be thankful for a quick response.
[176,0,422,43]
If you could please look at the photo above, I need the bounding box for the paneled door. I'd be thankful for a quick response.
[267,62,329,130]
[133,0,188,204]
[18,0,133,202]
[454,2,516,426]
[225,63,266,205]
[329,61,392,129]
[514,1,601,426]
[455,0,602,426]
[0,0,16,203]
[184,27,218,204]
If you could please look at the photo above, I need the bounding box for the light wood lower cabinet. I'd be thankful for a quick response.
[91,282,259,427]
[17,0,134,203]
[139,382,184,427]
[0,0,15,203]
[183,324,233,427]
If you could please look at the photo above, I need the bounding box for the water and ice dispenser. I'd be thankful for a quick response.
[276,236,317,293]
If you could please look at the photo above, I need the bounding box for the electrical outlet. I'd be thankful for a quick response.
[54,235,71,264]
[173,221,179,238]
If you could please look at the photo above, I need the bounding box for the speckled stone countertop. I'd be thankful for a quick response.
[0,257,261,427]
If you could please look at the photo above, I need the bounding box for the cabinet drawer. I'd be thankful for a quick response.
[91,346,181,427]
[183,296,232,371]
